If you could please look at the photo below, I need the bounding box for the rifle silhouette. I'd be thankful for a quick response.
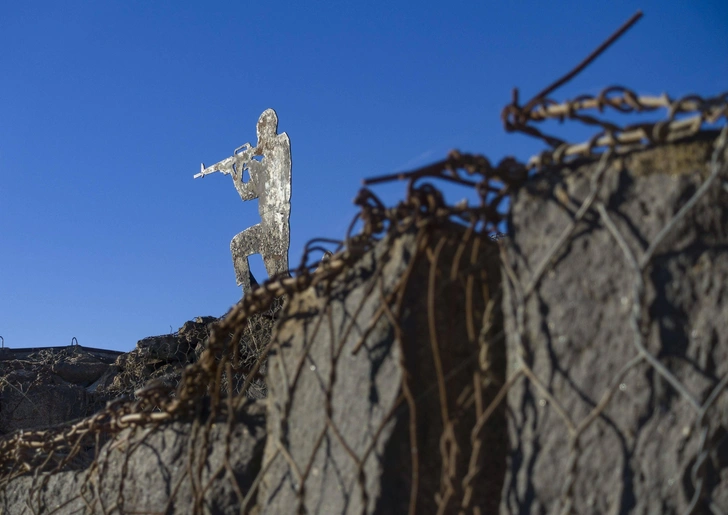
[194,143,255,179]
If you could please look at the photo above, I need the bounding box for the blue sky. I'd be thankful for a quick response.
[1,1,726,351]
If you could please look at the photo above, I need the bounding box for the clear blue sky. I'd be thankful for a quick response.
[1,1,726,351]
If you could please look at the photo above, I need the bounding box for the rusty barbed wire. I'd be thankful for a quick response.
[503,87,728,170]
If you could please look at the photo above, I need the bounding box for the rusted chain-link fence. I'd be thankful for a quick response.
[499,127,728,513]
[1,11,727,513]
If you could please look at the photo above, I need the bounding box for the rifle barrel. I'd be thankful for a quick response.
[194,155,238,179]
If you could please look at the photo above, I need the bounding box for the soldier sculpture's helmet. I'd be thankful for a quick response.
[257,109,278,141]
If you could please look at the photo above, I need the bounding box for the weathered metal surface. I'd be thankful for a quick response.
[196,109,292,295]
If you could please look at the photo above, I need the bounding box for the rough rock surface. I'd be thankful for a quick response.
[0,381,91,435]
[0,306,280,514]
[258,222,504,514]
[106,316,218,396]
[0,317,220,435]
[501,133,728,513]
[0,347,115,434]
[0,400,267,514]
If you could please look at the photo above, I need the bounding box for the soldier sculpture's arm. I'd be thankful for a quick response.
[230,144,259,201]
[195,144,259,201]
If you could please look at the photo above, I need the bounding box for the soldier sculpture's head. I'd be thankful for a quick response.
[257,109,278,144]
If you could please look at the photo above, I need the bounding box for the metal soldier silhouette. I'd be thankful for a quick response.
[195,109,291,296]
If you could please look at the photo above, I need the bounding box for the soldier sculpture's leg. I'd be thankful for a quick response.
[259,209,291,282]
[262,253,288,282]
[230,224,264,295]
